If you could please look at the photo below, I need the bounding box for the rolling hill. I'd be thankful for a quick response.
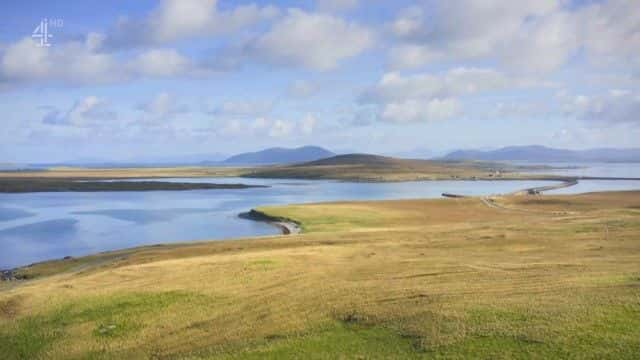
[222,146,335,165]
[244,153,528,181]
[298,153,405,167]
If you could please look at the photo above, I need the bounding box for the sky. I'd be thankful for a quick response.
[0,0,639,163]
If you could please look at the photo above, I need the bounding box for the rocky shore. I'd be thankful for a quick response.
[238,209,301,235]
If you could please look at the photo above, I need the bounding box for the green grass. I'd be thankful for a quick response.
[0,291,196,359]
[434,302,640,359]
[215,322,420,359]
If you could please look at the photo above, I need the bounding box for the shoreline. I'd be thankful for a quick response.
[3,188,639,278]
[238,209,301,235]
[0,179,266,193]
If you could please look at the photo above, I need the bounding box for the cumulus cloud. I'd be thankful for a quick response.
[127,49,192,77]
[0,0,282,88]
[380,98,460,123]
[579,0,640,69]
[1,38,119,86]
[102,0,279,49]
[387,0,640,73]
[360,67,548,123]
[362,68,514,104]
[388,1,558,69]
[209,100,272,118]
[219,114,318,138]
[246,9,373,70]
[138,92,188,121]
[560,90,640,125]
[0,38,198,87]
[501,11,579,73]
[42,96,116,126]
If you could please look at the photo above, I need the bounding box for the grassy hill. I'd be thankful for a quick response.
[1,191,639,358]
[244,153,538,181]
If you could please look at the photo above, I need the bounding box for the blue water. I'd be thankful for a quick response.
[516,162,640,194]
[516,161,640,178]
[1,166,639,268]
[0,178,553,268]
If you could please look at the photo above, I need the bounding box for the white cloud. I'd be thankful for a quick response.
[128,49,191,77]
[269,119,294,137]
[210,100,272,118]
[299,114,317,134]
[138,92,188,120]
[42,96,116,126]
[1,40,198,87]
[579,0,640,69]
[219,114,317,138]
[560,90,640,125]
[360,67,548,123]
[362,68,513,104]
[380,98,459,123]
[388,0,640,74]
[501,11,579,74]
[1,38,118,85]
[0,1,281,88]
[387,44,443,70]
[103,0,279,49]
[388,1,558,69]
[249,9,373,70]
[250,117,269,131]
[487,101,552,119]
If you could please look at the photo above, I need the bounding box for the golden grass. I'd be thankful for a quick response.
[242,155,558,181]
[1,191,639,358]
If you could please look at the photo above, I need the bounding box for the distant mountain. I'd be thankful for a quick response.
[442,145,640,162]
[222,146,335,165]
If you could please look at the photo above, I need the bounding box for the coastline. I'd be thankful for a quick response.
[0,179,266,193]
[238,209,301,235]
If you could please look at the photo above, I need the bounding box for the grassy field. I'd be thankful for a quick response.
[1,191,639,358]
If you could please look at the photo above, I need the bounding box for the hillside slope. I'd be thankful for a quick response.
[244,153,537,181]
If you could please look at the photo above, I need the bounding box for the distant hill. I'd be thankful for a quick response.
[244,153,517,181]
[442,146,640,162]
[222,146,335,165]
[300,154,402,167]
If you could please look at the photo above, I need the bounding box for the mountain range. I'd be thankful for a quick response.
[442,145,640,162]
[219,146,335,165]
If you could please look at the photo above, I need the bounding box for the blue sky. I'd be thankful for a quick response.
[0,0,639,163]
